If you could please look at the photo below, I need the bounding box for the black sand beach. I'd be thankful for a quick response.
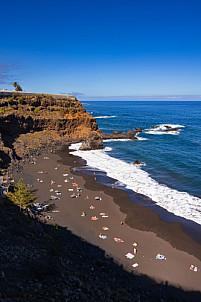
[12,145,201,295]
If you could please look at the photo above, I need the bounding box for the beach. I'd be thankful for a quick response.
[13,145,201,294]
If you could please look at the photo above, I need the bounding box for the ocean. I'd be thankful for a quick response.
[70,101,201,238]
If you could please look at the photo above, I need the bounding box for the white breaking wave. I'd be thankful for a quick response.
[135,134,149,141]
[137,137,149,140]
[146,130,180,135]
[69,143,201,225]
[103,139,131,142]
[114,180,126,187]
[104,147,112,152]
[95,115,116,119]
[146,124,185,131]
[145,124,185,135]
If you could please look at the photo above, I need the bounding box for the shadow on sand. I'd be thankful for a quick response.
[0,198,201,302]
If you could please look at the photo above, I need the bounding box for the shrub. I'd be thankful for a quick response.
[34,108,39,114]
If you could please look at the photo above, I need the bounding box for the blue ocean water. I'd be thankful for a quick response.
[89,101,201,197]
[71,101,201,227]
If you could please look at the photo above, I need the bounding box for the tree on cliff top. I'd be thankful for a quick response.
[7,178,36,211]
[13,82,23,91]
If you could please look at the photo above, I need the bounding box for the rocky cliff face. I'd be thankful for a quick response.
[0,94,100,170]
[0,95,98,137]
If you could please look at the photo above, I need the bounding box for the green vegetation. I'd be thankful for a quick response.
[7,178,36,211]
[18,96,25,103]
[34,107,39,113]
[35,94,41,101]
[13,82,23,91]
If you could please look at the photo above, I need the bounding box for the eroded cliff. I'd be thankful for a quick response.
[0,93,100,170]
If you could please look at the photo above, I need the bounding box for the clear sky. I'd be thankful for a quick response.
[0,0,201,99]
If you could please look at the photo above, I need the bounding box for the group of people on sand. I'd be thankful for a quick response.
[70,177,140,268]
[32,156,201,274]
[41,164,140,269]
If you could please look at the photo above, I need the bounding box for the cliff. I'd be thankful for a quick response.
[0,93,100,170]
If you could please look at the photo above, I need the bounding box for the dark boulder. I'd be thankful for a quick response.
[135,127,143,132]
[101,129,138,140]
[164,128,179,132]
[133,160,142,165]
[126,130,138,140]
[80,136,103,151]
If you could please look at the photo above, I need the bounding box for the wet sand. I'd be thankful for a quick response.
[13,146,201,293]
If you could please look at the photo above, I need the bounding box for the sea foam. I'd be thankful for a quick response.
[69,143,201,225]
[146,130,180,135]
[104,147,112,152]
[135,135,149,141]
[95,115,116,119]
[145,124,185,135]
[103,139,131,142]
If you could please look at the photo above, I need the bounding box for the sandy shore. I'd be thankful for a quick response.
[13,146,201,293]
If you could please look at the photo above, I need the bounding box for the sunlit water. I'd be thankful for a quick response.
[70,101,201,226]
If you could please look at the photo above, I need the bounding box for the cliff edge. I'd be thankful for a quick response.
[0,93,100,171]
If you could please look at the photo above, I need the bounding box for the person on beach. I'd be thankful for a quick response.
[120,221,123,225]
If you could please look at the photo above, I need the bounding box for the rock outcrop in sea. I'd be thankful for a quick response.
[102,130,138,140]
[133,160,143,165]
[79,130,140,151]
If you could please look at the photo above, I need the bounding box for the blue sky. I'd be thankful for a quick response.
[0,0,201,99]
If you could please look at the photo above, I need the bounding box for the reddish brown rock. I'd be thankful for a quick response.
[133,160,142,165]
[135,127,143,132]
[164,128,179,132]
